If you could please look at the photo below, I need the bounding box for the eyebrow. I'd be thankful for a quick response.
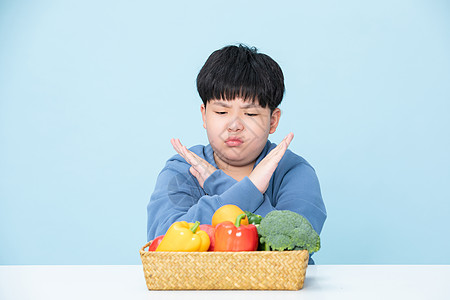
[211,102,259,109]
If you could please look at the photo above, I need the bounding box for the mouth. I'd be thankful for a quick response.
[225,137,244,147]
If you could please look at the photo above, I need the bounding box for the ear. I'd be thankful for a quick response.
[201,104,207,129]
[269,108,281,134]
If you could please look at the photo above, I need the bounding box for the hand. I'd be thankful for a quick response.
[248,133,294,194]
[171,138,217,188]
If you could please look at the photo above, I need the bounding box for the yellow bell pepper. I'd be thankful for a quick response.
[155,221,210,252]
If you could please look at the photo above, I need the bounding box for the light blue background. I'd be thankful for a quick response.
[1,0,449,265]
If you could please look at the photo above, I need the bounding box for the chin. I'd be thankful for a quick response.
[221,151,257,167]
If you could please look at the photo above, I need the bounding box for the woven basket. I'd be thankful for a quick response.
[140,241,309,290]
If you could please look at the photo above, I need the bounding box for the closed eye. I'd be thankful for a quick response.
[246,113,258,117]
[215,111,227,115]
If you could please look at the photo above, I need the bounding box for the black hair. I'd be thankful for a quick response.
[196,44,285,113]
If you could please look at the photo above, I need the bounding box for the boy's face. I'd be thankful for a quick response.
[201,98,281,168]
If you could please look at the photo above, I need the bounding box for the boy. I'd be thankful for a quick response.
[147,44,326,261]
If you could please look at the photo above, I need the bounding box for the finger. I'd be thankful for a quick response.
[266,133,293,161]
[172,139,196,167]
[182,147,211,176]
[181,145,199,166]
[276,133,294,151]
[170,138,181,154]
[183,147,204,163]
[171,138,186,159]
[171,138,181,154]
[174,139,185,154]
[284,132,294,147]
[176,140,195,164]
[173,139,204,168]
[189,166,205,188]
[265,136,288,159]
[181,146,216,176]
[178,144,206,170]
[172,139,215,176]
[171,138,182,153]
[189,166,200,178]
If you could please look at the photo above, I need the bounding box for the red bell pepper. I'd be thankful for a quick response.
[214,213,259,251]
[199,224,216,251]
[148,235,164,251]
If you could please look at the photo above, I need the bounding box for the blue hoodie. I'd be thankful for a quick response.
[147,140,326,260]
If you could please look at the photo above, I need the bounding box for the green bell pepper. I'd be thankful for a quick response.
[244,211,263,225]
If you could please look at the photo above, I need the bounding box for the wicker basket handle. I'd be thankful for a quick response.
[141,241,152,252]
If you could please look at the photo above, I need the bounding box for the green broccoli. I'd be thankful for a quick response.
[258,210,321,253]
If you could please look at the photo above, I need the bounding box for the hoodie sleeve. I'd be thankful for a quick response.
[266,161,327,235]
[202,169,237,195]
[146,165,265,241]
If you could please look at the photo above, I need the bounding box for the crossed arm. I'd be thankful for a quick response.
[170,132,294,194]
[147,132,326,240]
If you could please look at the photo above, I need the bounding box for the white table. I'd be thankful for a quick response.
[1,265,449,300]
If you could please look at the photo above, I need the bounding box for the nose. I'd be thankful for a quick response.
[228,116,244,132]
